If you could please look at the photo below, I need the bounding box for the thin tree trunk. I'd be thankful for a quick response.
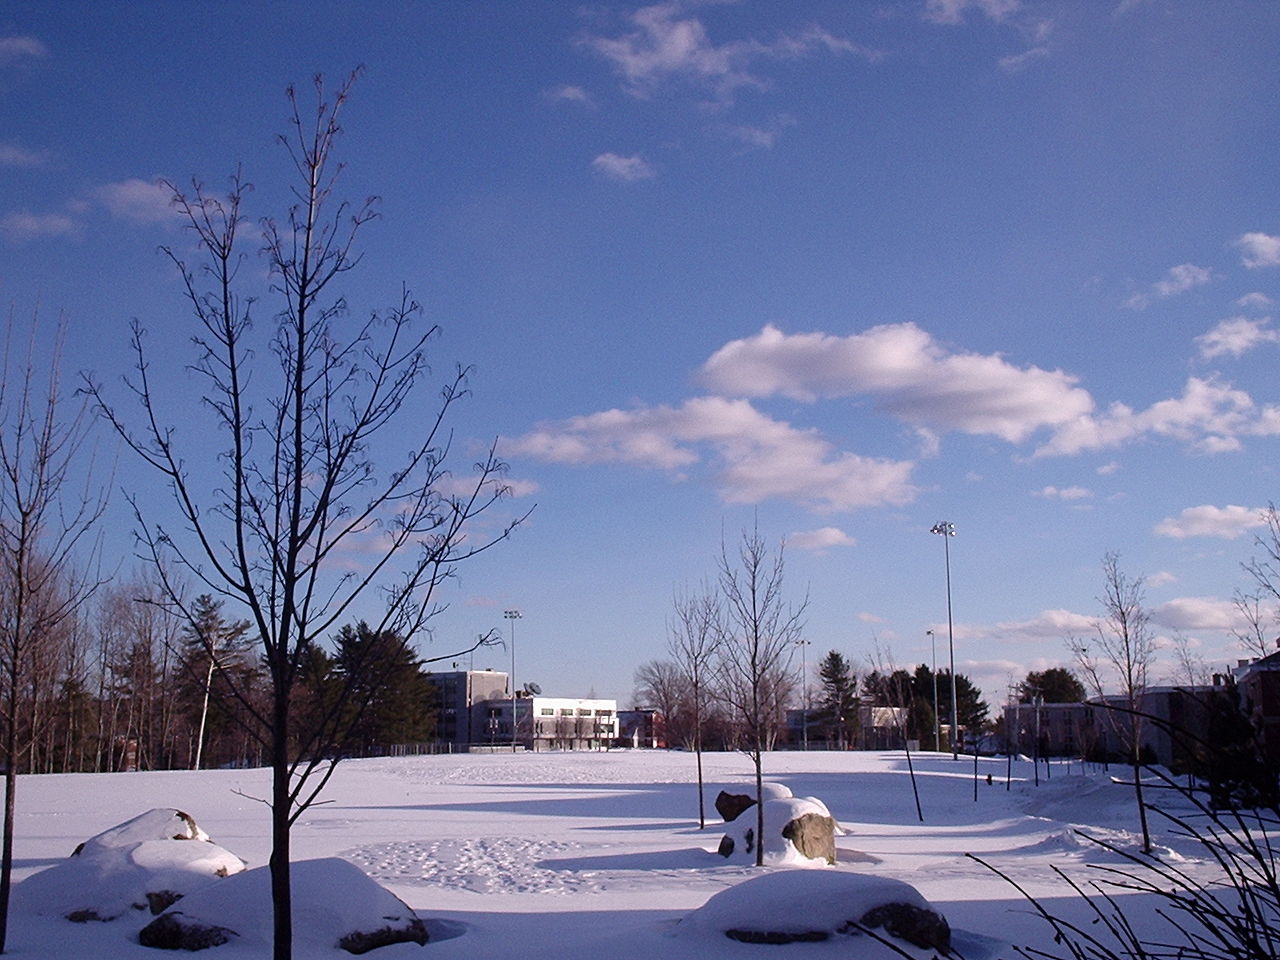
[270,690,291,960]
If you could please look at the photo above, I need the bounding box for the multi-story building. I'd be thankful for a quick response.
[1004,701,1096,758]
[425,670,617,751]
[424,669,510,749]
[1234,650,1280,766]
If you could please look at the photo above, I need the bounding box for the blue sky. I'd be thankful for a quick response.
[4,1,1280,710]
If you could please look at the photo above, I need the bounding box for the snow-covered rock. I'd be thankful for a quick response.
[681,869,951,950]
[16,808,245,922]
[138,857,428,954]
[717,796,837,865]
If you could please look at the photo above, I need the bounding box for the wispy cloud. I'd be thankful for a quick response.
[508,395,918,513]
[1151,595,1253,632]
[1237,231,1280,269]
[923,0,1022,26]
[581,2,878,103]
[1125,262,1212,309]
[1195,316,1280,360]
[998,46,1049,72]
[1235,292,1274,310]
[1034,376,1280,457]
[591,152,655,181]
[0,142,48,167]
[0,35,48,64]
[93,178,181,225]
[1035,485,1091,501]
[725,114,796,149]
[0,211,82,243]
[789,526,856,553]
[700,323,1093,444]
[1154,504,1268,540]
[548,84,593,106]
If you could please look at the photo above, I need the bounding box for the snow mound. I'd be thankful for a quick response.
[719,796,836,866]
[680,869,952,952]
[16,808,245,922]
[138,857,427,953]
[1014,825,1185,863]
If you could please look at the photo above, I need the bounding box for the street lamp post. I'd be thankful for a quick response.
[930,521,958,760]
[504,609,521,752]
[927,629,940,752]
[796,638,811,750]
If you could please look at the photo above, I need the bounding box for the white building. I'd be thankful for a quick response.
[477,696,618,751]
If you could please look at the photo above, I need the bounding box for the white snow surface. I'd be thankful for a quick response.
[5,751,1224,958]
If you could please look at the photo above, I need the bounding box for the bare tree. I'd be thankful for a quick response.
[632,659,692,745]
[84,74,522,960]
[1070,552,1154,854]
[1240,506,1280,657]
[669,582,722,828]
[0,313,106,951]
[714,526,806,866]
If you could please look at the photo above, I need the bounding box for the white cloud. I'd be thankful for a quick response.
[1125,262,1212,309]
[0,142,48,167]
[858,611,886,624]
[1035,376,1280,457]
[94,178,181,225]
[548,84,592,105]
[1154,504,1268,540]
[1096,461,1119,475]
[998,46,1049,72]
[1237,231,1280,269]
[1147,570,1177,587]
[0,35,48,63]
[1152,596,1251,632]
[1035,485,1091,501]
[582,3,876,102]
[507,395,918,513]
[725,114,796,149]
[789,527,856,553]
[1235,292,1274,310]
[0,211,82,242]
[924,0,1022,25]
[591,152,655,181]
[1195,316,1280,359]
[700,323,1094,444]
[954,608,1098,643]
[434,474,539,499]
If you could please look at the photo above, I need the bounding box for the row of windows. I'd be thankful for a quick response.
[538,707,614,717]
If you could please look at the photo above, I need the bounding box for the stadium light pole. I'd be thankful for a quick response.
[927,629,940,752]
[796,638,811,750]
[504,609,522,752]
[930,521,958,759]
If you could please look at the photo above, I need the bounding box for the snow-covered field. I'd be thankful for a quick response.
[5,750,1226,958]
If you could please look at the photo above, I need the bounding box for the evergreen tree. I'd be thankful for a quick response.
[330,622,435,754]
[178,594,257,769]
[1019,667,1085,703]
[815,650,859,748]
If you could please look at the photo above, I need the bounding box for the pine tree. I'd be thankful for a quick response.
[815,651,859,748]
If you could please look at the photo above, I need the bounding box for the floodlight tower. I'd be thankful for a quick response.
[930,521,958,759]
[504,609,522,752]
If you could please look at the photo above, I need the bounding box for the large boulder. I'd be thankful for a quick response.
[714,782,796,823]
[681,869,951,952]
[16,809,245,922]
[138,857,428,954]
[717,796,837,865]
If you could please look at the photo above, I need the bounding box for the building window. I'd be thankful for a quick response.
[540,708,555,716]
